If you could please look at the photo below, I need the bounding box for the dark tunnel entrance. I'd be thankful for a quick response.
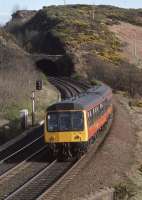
[36,59,59,76]
[36,56,75,77]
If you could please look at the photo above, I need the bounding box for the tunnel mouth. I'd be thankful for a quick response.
[36,59,59,76]
[36,55,75,77]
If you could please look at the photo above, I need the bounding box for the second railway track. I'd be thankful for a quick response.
[48,76,88,98]
[0,145,50,200]
[0,126,43,161]
[4,160,75,200]
[0,135,44,176]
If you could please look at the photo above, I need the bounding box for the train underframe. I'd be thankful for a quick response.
[47,142,88,160]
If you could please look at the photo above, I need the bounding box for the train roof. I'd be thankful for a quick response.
[47,84,112,111]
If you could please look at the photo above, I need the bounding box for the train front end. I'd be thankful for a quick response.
[44,109,88,159]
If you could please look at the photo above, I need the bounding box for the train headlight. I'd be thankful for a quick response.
[49,136,55,142]
[74,135,81,141]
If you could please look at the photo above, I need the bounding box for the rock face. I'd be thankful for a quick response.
[9,10,37,25]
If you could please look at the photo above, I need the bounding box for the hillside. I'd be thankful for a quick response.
[109,21,142,67]
[6,5,142,96]
[0,27,58,142]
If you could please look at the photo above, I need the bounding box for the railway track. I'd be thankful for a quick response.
[48,76,87,98]
[0,135,44,176]
[4,160,75,200]
[0,126,43,161]
[0,145,50,200]
[62,77,91,91]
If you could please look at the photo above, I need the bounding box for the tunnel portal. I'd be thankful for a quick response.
[36,59,59,76]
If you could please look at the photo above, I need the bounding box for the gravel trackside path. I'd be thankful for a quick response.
[55,95,136,200]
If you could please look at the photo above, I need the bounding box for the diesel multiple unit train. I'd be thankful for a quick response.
[44,84,113,159]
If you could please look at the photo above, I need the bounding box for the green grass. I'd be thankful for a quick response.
[114,182,136,200]
[128,99,142,108]
[90,79,102,86]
